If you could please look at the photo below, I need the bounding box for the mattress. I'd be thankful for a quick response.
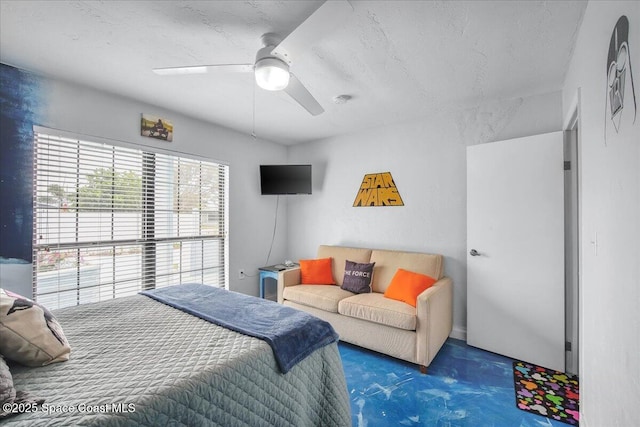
[5,294,351,426]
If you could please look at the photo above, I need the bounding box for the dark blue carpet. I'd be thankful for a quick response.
[339,338,567,426]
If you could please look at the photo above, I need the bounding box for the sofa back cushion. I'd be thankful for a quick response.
[317,245,372,286]
[370,249,443,293]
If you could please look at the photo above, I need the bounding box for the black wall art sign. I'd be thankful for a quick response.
[605,15,637,144]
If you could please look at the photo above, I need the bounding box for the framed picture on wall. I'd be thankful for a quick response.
[141,113,173,142]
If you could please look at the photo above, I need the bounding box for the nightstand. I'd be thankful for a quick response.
[259,264,298,301]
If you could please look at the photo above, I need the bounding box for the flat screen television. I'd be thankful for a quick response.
[260,164,312,195]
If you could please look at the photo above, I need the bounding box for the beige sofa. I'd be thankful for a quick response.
[278,245,453,373]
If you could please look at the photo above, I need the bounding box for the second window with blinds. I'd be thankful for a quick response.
[33,131,229,309]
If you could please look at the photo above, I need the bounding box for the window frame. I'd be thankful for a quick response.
[32,126,229,308]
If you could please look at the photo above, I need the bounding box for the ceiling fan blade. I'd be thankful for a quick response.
[271,0,353,60]
[284,73,324,116]
[153,64,253,76]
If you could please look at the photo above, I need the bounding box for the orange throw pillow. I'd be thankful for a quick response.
[299,258,335,285]
[383,268,437,307]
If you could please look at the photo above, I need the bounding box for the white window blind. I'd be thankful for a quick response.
[33,132,229,309]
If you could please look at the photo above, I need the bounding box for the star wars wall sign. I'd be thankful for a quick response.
[605,15,637,144]
[141,113,174,142]
[353,172,404,207]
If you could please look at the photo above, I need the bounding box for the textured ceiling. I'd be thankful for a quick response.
[0,1,587,145]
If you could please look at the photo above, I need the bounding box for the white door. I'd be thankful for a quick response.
[467,132,565,372]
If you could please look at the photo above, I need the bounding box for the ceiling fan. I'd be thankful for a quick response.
[152,0,353,116]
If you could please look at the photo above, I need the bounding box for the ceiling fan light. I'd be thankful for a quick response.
[255,57,290,91]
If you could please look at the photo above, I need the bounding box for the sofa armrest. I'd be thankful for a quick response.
[415,276,453,368]
[277,267,301,303]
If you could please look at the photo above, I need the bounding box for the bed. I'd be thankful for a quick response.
[2,285,351,426]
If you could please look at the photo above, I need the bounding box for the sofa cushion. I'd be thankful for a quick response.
[341,260,375,294]
[383,268,437,307]
[338,293,416,331]
[299,258,335,285]
[282,285,354,313]
[317,245,372,286]
[370,249,443,293]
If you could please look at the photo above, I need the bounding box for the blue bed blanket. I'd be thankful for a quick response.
[140,284,338,374]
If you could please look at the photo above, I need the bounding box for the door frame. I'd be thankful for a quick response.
[563,88,582,375]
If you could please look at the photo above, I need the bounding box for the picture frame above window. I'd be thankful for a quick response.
[141,113,173,142]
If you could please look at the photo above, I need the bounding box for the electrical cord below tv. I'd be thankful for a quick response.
[265,195,279,266]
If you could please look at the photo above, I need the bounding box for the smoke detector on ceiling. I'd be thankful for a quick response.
[333,94,352,104]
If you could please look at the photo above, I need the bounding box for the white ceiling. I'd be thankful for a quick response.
[0,1,587,145]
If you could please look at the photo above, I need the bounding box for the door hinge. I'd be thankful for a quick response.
[564,161,571,171]
[565,341,572,351]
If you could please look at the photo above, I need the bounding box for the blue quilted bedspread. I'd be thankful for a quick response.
[140,283,338,373]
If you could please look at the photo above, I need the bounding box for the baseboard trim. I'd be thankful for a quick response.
[580,413,588,427]
[450,325,467,341]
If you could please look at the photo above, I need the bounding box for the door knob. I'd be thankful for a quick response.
[470,249,480,256]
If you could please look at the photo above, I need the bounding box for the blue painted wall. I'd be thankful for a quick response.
[0,64,44,264]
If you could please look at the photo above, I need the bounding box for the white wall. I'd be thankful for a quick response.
[562,2,640,426]
[0,71,288,297]
[287,91,562,338]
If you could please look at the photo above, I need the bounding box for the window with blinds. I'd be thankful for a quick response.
[33,131,229,309]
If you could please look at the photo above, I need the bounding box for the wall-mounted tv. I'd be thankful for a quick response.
[260,164,312,195]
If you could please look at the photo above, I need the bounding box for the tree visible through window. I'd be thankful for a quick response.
[33,131,229,309]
